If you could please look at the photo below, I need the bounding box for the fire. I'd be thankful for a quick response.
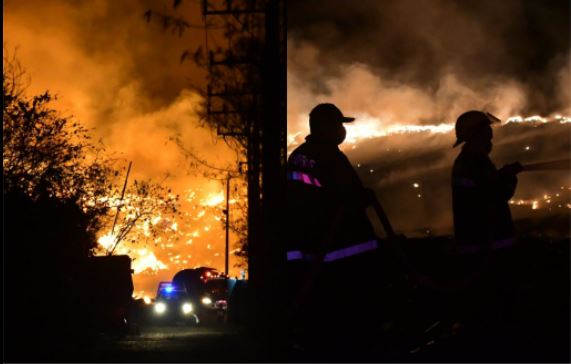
[201,192,225,206]
[289,113,571,148]
[103,184,246,295]
[96,233,170,273]
[132,291,153,304]
[506,114,571,124]
[509,187,571,211]
[507,115,547,124]
[342,115,454,144]
[509,199,541,210]
[97,233,117,251]
[132,248,168,274]
[554,116,571,123]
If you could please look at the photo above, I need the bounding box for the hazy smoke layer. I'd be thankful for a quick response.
[4,0,242,296]
[288,0,570,136]
[348,123,570,237]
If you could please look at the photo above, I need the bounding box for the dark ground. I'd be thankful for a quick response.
[5,237,569,363]
[6,322,257,363]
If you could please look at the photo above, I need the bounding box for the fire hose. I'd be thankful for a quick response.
[371,196,432,289]
[521,158,570,172]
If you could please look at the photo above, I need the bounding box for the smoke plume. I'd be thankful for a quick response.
[288,0,570,135]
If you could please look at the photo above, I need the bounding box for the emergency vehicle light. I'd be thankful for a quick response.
[154,302,167,314]
[182,303,193,314]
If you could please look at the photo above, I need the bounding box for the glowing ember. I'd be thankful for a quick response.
[509,199,541,210]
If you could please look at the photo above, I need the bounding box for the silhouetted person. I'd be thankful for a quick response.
[452,110,522,253]
[450,110,523,357]
[286,103,379,359]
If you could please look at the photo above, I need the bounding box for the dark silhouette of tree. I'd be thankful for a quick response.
[101,178,181,255]
[3,53,180,256]
[4,52,181,357]
[3,53,112,235]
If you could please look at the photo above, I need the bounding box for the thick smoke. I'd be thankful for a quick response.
[4,0,242,296]
[288,0,570,135]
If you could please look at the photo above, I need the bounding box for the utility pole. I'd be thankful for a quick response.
[201,0,286,359]
[224,173,231,276]
[260,0,286,357]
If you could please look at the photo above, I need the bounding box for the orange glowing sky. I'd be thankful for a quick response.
[4,0,245,299]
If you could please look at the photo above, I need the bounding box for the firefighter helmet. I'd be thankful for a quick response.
[309,103,355,131]
[453,110,501,147]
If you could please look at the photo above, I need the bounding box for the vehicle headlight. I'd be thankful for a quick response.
[182,302,193,314]
[201,297,212,305]
[154,302,167,314]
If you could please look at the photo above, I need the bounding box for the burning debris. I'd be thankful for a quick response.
[509,187,571,211]
[95,184,245,296]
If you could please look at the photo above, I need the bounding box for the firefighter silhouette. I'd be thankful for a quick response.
[450,110,523,346]
[452,110,522,253]
[286,103,380,358]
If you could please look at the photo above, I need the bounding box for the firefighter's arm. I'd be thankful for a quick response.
[498,162,523,197]
[479,161,522,201]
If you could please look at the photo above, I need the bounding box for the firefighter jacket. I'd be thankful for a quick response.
[452,148,517,254]
[286,135,378,264]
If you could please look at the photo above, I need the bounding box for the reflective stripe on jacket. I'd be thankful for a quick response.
[287,239,379,263]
